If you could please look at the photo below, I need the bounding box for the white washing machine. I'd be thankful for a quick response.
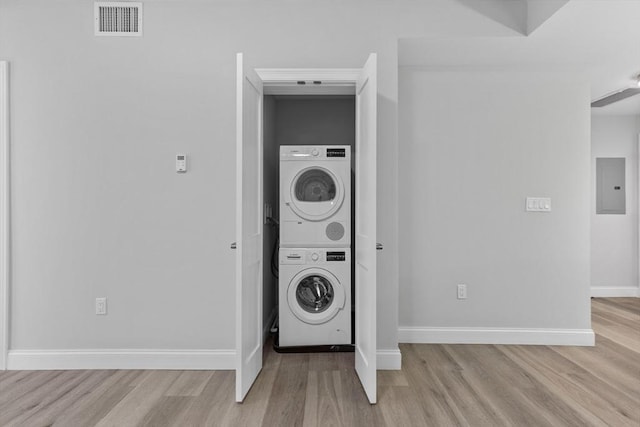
[278,248,351,347]
[280,145,351,247]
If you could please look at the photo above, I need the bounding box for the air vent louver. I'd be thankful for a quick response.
[95,2,142,36]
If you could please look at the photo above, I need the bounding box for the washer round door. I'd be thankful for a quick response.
[287,268,346,325]
[289,166,345,221]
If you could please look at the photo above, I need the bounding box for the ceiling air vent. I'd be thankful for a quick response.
[94,2,142,36]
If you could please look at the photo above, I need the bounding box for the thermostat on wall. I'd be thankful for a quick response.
[176,154,187,173]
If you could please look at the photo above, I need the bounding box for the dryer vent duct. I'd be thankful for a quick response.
[94,2,142,36]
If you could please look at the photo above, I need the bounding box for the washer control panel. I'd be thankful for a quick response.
[280,145,350,161]
[326,148,346,158]
[280,249,348,264]
[326,251,346,262]
[281,249,306,265]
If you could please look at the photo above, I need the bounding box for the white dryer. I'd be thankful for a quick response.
[280,145,350,247]
[278,248,351,347]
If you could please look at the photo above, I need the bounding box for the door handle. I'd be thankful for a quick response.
[230,242,237,249]
[376,243,383,251]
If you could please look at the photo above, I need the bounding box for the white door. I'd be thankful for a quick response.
[355,53,377,404]
[235,53,264,402]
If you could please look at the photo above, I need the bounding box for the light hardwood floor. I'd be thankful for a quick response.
[1,298,638,426]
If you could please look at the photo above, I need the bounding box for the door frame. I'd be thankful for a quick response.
[253,65,365,347]
[236,65,378,401]
[256,68,360,94]
[0,61,10,370]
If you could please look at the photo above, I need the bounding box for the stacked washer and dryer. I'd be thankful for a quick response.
[278,146,351,347]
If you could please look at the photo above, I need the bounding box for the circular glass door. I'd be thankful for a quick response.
[296,275,334,313]
[294,169,336,202]
[288,268,345,325]
[289,166,344,221]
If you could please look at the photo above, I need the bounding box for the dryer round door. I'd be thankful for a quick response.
[287,268,346,325]
[289,166,345,221]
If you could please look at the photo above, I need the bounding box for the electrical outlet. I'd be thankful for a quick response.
[95,297,107,315]
[457,284,467,300]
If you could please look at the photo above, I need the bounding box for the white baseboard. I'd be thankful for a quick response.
[7,349,236,370]
[591,287,640,298]
[377,348,402,370]
[7,347,403,372]
[398,327,595,346]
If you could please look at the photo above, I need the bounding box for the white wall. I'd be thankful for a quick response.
[0,0,496,363]
[0,0,574,367]
[591,115,640,296]
[398,68,593,343]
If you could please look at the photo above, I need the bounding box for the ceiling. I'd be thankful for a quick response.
[399,0,640,115]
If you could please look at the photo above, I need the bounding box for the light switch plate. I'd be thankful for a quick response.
[457,284,467,300]
[526,197,551,212]
[96,297,107,315]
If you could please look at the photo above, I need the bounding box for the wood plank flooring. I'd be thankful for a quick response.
[0,298,638,426]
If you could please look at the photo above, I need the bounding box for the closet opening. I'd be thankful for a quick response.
[262,94,357,352]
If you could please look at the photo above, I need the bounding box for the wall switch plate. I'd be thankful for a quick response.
[526,197,551,212]
[95,297,107,315]
[457,284,467,300]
